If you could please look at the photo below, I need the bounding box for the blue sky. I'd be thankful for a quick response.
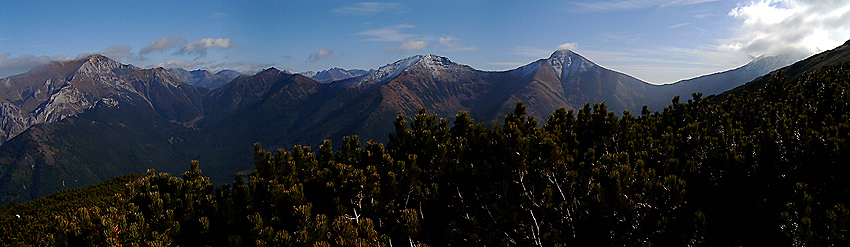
[1,0,849,84]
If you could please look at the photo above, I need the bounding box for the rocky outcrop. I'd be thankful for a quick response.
[0,54,204,144]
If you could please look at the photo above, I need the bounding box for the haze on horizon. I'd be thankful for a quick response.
[1,0,848,84]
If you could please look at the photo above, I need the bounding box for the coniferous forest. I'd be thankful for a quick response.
[3,62,850,246]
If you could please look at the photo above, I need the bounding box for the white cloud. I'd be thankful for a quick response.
[308,48,333,62]
[357,24,417,41]
[0,53,55,77]
[140,36,187,56]
[396,40,428,51]
[140,36,235,60]
[101,43,133,59]
[557,43,579,51]
[334,2,404,15]
[438,37,477,52]
[178,38,236,59]
[724,0,850,58]
[150,60,206,69]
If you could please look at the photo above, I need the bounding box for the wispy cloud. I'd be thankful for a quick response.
[691,10,716,19]
[308,48,333,62]
[334,2,404,15]
[570,0,719,12]
[661,0,721,7]
[357,24,417,41]
[570,0,656,12]
[140,36,187,57]
[598,32,646,43]
[723,0,850,58]
[438,37,477,52]
[668,23,691,29]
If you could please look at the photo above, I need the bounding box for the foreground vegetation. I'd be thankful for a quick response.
[3,63,850,246]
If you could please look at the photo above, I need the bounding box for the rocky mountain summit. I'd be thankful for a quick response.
[0,55,205,144]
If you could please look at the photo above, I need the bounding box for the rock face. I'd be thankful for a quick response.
[0,55,206,144]
[0,55,210,204]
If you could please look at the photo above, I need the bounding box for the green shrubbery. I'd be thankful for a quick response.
[3,63,850,246]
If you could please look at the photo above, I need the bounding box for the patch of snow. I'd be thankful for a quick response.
[418,54,462,77]
[547,50,596,80]
[346,55,424,87]
[511,60,542,77]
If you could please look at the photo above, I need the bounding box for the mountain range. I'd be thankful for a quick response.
[166,68,242,89]
[299,68,370,83]
[0,47,806,204]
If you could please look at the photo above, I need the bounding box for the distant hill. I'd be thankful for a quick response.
[300,67,370,83]
[719,39,850,98]
[167,68,240,89]
[658,54,798,104]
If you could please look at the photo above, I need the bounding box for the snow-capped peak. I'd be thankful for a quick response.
[334,54,470,87]
[341,55,424,87]
[414,54,468,77]
[547,50,595,79]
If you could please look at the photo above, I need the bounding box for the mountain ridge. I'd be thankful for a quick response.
[0,47,804,205]
[167,68,240,89]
